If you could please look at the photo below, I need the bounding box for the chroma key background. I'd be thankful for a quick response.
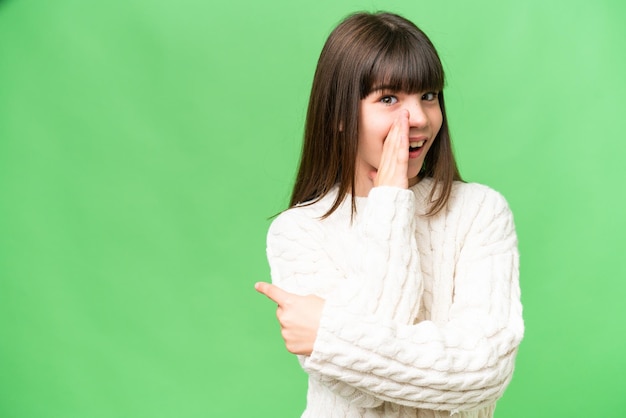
[0,0,625,416]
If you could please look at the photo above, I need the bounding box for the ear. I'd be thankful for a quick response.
[339,121,344,132]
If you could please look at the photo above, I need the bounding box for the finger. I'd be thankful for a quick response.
[397,111,409,162]
[398,110,409,148]
[385,113,402,150]
[387,111,408,158]
[376,111,409,188]
[379,117,400,168]
[382,115,404,160]
[255,282,291,305]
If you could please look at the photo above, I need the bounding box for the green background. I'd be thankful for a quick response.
[1,0,625,416]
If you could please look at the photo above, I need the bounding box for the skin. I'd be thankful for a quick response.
[356,89,442,196]
[255,282,324,355]
[256,90,443,356]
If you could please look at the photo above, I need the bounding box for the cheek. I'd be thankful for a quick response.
[360,119,393,146]
[371,118,395,142]
[433,109,444,133]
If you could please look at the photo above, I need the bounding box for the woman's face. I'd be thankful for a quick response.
[355,89,443,195]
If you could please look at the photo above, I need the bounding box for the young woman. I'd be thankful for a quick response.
[256,11,523,418]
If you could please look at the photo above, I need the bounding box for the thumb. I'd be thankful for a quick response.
[255,282,291,306]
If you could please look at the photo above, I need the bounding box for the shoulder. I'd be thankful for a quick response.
[446,182,517,242]
[268,207,321,243]
[420,181,515,238]
[268,189,348,244]
[449,182,512,214]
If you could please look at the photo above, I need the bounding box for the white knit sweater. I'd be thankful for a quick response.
[266,179,523,417]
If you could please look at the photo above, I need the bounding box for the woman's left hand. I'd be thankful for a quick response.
[255,282,325,356]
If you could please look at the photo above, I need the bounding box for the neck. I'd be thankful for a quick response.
[353,175,420,197]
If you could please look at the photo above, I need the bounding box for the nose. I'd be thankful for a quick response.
[405,100,428,128]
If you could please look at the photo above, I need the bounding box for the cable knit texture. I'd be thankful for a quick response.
[266,179,523,417]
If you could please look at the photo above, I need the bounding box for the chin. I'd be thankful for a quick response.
[407,166,422,180]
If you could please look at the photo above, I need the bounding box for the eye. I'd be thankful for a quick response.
[422,92,439,101]
[380,95,398,105]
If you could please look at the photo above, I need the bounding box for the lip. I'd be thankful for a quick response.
[408,147,423,159]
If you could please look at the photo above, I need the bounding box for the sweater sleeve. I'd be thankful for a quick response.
[266,187,424,408]
[302,187,524,412]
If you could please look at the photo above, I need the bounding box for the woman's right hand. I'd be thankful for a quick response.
[370,110,410,189]
[255,282,325,356]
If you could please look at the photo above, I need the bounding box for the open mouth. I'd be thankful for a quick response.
[409,140,426,152]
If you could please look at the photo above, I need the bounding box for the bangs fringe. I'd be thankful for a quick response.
[360,31,444,97]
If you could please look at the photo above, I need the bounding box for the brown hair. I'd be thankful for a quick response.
[289,12,462,217]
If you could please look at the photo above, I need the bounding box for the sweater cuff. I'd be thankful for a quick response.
[361,186,415,241]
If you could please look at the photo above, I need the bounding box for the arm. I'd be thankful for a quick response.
[267,187,422,319]
[303,188,523,412]
[268,111,421,321]
[266,186,424,407]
